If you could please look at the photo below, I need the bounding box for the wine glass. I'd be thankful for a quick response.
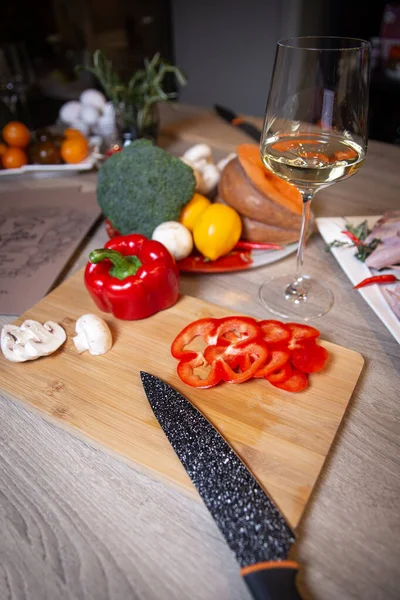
[259,37,371,320]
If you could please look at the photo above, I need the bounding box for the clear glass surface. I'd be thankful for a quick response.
[259,36,371,320]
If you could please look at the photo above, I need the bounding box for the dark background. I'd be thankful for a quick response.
[1,0,399,144]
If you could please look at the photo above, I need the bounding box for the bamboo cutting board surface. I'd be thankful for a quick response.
[0,269,364,529]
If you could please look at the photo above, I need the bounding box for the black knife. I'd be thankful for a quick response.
[140,372,302,600]
[214,104,262,142]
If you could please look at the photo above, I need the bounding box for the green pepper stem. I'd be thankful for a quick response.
[89,248,142,280]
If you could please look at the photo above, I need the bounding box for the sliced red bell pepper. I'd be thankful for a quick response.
[177,353,225,389]
[204,343,253,372]
[259,320,291,345]
[209,316,261,346]
[286,322,320,350]
[217,341,269,384]
[270,368,308,392]
[286,322,320,341]
[171,318,219,359]
[85,234,180,320]
[290,339,329,373]
[253,348,290,378]
[177,340,268,388]
[267,362,293,383]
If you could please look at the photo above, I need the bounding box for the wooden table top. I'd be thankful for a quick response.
[1,104,399,600]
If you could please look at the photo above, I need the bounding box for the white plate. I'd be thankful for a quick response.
[177,242,298,273]
[316,215,400,345]
[0,135,100,178]
[0,153,96,177]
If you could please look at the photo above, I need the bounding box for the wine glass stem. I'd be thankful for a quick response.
[285,191,314,301]
[295,191,313,279]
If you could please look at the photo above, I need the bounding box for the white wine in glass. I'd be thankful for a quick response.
[259,37,371,320]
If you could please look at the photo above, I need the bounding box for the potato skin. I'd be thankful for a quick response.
[218,158,302,230]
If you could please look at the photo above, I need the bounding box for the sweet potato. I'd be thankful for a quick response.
[218,158,302,230]
[237,144,302,215]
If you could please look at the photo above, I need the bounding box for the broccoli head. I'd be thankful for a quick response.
[97,139,196,238]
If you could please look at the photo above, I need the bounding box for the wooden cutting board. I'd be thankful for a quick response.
[0,269,364,529]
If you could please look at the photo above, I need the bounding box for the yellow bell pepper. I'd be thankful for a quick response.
[179,193,211,232]
[193,204,242,261]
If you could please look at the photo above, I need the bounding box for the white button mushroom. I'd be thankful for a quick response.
[1,320,66,362]
[180,144,221,195]
[80,89,107,111]
[80,104,100,127]
[199,163,221,195]
[73,314,112,356]
[59,101,82,125]
[182,144,213,166]
[152,221,193,261]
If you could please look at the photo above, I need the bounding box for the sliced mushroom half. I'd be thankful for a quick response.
[1,320,67,362]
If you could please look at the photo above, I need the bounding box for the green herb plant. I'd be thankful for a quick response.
[79,50,187,135]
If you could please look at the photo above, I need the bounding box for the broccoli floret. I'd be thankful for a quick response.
[97,139,196,238]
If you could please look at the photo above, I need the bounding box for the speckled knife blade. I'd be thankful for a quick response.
[140,372,295,568]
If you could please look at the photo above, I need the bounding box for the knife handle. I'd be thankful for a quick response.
[241,561,302,600]
[232,120,261,142]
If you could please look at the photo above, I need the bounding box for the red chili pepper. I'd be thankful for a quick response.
[354,274,398,289]
[341,230,364,245]
[84,234,180,320]
[233,241,284,251]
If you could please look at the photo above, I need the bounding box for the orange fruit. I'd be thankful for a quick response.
[64,128,87,141]
[2,147,28,169]
[0,142,7,157]
[60,137,89,164]
[2,121,30,148]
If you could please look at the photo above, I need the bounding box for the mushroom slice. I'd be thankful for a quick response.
[73,314,112,356]
[1,320,66,363]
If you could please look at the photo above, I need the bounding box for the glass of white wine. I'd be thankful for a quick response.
[259,37,371,320]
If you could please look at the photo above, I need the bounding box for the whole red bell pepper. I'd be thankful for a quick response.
[85,234,180,320]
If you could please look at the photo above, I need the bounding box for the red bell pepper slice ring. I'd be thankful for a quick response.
[218,341,269,384]
[267,362,293,383]
[204,341,264,377]
[253,349,290,378]
[177,353,224,389]
[286,323,320,346]
[258,320,291,345]
[171,318,219,359]
[290,339,329,373]
[270,368,308,392]
[208,316,261,347]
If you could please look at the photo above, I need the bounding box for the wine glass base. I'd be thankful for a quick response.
[259,274,334,321]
